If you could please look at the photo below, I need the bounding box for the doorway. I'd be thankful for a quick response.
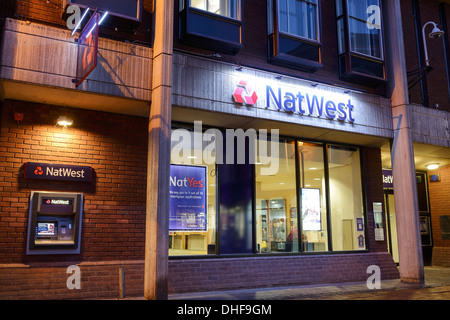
[342,220,354,250]
[384,191,399,264]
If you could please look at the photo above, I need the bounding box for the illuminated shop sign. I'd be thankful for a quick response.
[266,85,355,123]
[382,169,393,188]
[42,198,72,206]
[75,12,99,87]
[233,80,356,123]
[24,162,92,182]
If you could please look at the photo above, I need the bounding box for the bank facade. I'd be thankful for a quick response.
[0,0,449,299]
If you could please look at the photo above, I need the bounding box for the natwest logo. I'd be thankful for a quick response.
[34,166,44,175]
[233,80,258,105]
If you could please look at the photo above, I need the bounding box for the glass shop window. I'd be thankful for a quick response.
[328,146,365,251]
[298,142,328,252]
[169,127,218,256]
[255,140,297,253]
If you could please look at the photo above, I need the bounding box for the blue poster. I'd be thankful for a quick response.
[169,165,207,231]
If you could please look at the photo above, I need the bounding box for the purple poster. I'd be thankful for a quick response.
[169,165,207,231]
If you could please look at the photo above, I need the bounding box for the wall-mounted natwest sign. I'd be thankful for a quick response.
[24,162,92,182]
[233,80,356,123]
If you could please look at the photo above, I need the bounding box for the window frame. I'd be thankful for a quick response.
[277,0,321,44]
[179,0,243,54]
[336,0,386,86]
[268,0,323,73]
[169,123,371,258]
[346,0,384,60]
[186,0,241,20]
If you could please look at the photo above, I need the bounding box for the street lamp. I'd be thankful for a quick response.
[422,21,445,66]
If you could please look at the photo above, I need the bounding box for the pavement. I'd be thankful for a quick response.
[168,266,450,300]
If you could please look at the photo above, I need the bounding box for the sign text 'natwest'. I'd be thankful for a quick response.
[266,85,356,123]
[233,80,356,123]
[24,162,92,182]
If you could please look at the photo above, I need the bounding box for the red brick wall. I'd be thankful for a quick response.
[0,253,399,299]
[0,261,144,300]
[401,0,450,112]
[7,0,154,43]
[168,252,399,294]
[0,100,398,299]
[0,99,148,264]
[15,0,64,26]
[429,164,450,266]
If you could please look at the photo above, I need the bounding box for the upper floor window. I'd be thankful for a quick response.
[336,0,386,86]
[179,0,243,54]
[347,0,382,58]
[278,0,319,41]
[268,0,322,73]
[189,0,239,19]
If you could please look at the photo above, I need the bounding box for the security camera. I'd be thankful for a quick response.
[429,26,445,39]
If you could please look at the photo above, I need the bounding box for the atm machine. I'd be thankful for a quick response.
[26,191,84,255]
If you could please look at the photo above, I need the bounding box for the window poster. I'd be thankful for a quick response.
[169,164,207,231]
[301,188,321,231]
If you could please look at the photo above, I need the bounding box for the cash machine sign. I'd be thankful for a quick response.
[24,162,92,182]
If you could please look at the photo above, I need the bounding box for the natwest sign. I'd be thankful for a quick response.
[233,80,356,123]
[24,162,92,182]
[233,80,258,105]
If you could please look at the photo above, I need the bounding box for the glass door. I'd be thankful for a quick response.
[384,191,399,264]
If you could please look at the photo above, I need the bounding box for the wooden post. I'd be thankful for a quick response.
[118,267,125,299]
[144,0,174,300]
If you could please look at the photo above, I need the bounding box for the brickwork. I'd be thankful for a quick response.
[0,252,399,299]
[168,252,399,294]
[401,0,450,112]
[6,0,154,44]
[0,261,144,300]
[429,164,450,266]
[0,99,148,264]
[0,0,403,299]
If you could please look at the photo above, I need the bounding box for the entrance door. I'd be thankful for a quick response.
[342,220,353,250]
[384,191,399,263]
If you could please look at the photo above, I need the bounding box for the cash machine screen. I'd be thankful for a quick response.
[37,222,56,236]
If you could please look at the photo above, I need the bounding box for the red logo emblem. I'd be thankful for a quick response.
[233,80,258,105]
[34,166,43,175]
